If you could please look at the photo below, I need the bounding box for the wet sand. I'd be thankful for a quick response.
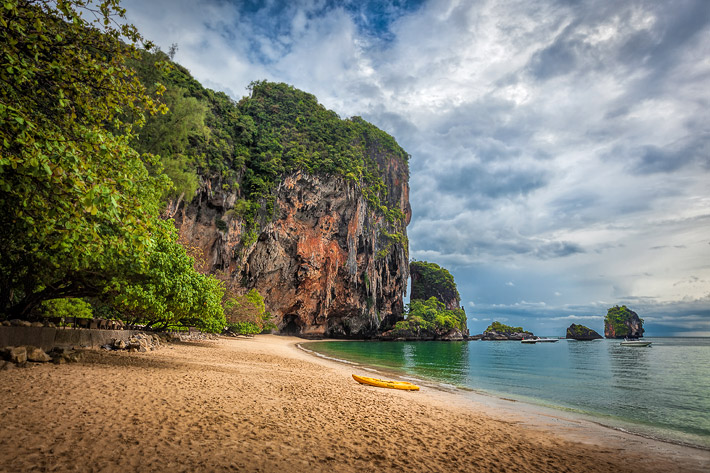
[1,335,708,472]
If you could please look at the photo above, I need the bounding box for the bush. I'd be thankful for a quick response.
[224,288,273,334]
[40,298,93,319]
[394,297,466,334]
[485,321,528,334]
[226,321,262,335]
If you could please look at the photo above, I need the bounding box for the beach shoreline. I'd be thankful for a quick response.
[1,334,708,472]
[299,338,710,452]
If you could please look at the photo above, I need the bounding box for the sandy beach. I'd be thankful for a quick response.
[1,335,708,473]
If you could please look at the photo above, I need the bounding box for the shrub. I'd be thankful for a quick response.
[40,298,93,319]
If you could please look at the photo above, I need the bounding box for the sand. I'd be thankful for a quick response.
[1,335,708,473]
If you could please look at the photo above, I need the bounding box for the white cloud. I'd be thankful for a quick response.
[543,315,604,321]
[122,0,710,334]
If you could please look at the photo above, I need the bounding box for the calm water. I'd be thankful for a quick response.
[304,338,710,448]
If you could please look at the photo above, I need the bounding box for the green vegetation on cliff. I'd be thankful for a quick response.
[238,81,408,217]
[132,54,409,246]
[392,261,466,336]
[485,321,529,334]
[568,324,591,337]
[566,323,602,340]
[605,305,643,336]
[392,297,467,335]
[410,261,461,306]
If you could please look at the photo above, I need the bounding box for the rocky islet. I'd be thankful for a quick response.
[566,324,603,340]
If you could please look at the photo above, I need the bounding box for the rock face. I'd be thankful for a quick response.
[379,327,466,341]
[480,330,533,341]
[481,321,533,340]
[378,261,468,341]
[566,324,602,340]
[604,305,645,339]
[176,167,410,338]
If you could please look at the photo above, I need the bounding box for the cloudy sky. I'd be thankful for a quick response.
[122,0,710,336]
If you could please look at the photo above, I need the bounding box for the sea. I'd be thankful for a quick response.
[302,337,710,449]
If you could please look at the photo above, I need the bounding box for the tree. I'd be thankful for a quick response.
[106,220,226,332]
[0,0,164,316]
[0,0,224,330]
[222,280,273,334]
[134,85,205,204]
[168,42,178,61]
[392,297,467,335]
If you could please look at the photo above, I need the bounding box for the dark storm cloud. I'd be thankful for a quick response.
[534,241,585,259]
[408,216,585,262]
[426,99,528,160]
[550,193,599,219]
[433,162,549,205]
[527,31,584,80]
[615,0,709,71]
[632,134,710,174]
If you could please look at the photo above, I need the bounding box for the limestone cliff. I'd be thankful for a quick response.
[175,169,410,338]
[134,74,412,338]
[379,260,468,340]
[480,330,534,341]
[566,324,602,340]
[604,305,645,339]
[409,261,461,310]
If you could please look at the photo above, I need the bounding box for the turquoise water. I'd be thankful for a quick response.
[304,338,710,448]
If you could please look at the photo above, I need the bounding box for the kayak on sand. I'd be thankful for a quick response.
[352,374,420,391]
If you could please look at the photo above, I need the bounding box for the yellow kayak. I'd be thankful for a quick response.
[352,374,420,391]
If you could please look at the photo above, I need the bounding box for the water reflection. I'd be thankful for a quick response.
[567,339,599,361]
[407,341,470,385]
[310,341,470,385]
[608,341,651,382]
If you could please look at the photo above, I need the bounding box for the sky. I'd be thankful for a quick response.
[122,0,710,336]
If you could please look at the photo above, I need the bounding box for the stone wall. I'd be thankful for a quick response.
[0,326,142,351]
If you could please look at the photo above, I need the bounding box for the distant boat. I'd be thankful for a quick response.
[521,337,558,344]
[620,338,652,347]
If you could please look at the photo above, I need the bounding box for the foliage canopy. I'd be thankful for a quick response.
[410,260,460,306]
[0,0,225,331]
[484,321,530,334]
[223,288,274,335]
[130,61,410,246]
[393,297,467,335]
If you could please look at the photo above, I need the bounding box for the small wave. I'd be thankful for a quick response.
[297,344,359,365]
[400,376,425,383]
[596,423,710,452]
[438,383,458,390]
